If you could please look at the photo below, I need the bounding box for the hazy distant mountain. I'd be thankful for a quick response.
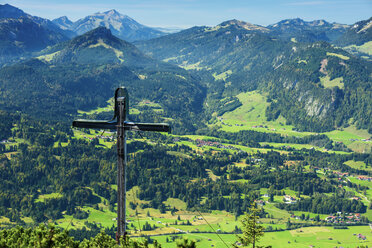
[52,16,73,30]
[220,19,270,32]
[267,18,350,42]
[62,9,165,42]
[38,26,152,66]
[0,4,74,38]
[0,4,72,65]
[0,3,28,19]
[0,17,68,53]
[336,17,372,46]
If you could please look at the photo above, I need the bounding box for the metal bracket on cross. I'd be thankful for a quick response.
[72,87,170,243]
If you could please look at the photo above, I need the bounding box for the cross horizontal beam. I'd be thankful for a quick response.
[72,119,171,133]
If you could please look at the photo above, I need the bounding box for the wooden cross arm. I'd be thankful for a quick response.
[124,122,171,133]
[73,119,171,133]
[72,119,117,130]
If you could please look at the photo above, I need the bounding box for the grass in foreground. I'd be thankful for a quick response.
[150,225,372,248]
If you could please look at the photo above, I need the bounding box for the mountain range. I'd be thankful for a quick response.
[52,9,165,42]
[0,3,370,134]
[0,4,169,65]
[268,18,350,43]
[136,18,371,132]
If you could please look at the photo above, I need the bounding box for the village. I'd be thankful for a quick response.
[194,138,241,151]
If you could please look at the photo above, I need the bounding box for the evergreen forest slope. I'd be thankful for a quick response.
[136,19,372,133]
[0,27,206,133]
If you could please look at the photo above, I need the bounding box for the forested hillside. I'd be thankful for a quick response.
[336,17,372,46]
[136,20,372,133]
[0,27,206,133]
[0,4,73,65]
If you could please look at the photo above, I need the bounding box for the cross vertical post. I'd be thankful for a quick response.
[72,87,170,244]
[116,96,126,239]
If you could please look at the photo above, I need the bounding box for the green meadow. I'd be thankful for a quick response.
[212,91,371,152]
[35,193,63,203]
[326,52,350,60]
[148,225,372,248]
[319,75,344,89]
[345,41,372,56]
[344,160,371,172]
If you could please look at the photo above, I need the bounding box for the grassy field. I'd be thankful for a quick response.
[77,97,142,116]
[35,193,63,203]
[344,160,370,172]
[347,177,372,201]
[324,125,370,145]
[345,41,372,56]
[147,225,372,248]
[319,75,344,89]
[73,129,116,148]
[212,91,371,152]
[348,141,372,153]
[2,180,369,247]
[326,52,350,60]
[77,98,114,115]
[212,70,232,81]
[138,100,162,109]
[220,91,270,127]
[259,142,324,151]
[215,91,313,137]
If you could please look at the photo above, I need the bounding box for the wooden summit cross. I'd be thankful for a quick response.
[72,87,170,242]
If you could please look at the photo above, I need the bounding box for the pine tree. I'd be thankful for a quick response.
[235,203,269,248]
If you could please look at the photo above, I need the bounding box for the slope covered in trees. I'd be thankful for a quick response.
[0,27,206,133]
[136,20,372,133]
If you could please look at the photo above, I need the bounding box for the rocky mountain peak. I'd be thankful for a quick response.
[218,19,269,31]
[103,9,122,18]
[52,16,73,30]
[71,9,164,41]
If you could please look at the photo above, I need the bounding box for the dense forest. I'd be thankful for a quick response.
[0,115,370,234]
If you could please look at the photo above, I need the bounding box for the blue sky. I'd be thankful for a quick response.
[4,0,372,28]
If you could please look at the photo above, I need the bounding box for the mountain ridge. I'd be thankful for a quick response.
[0,4,74,38]
[0,3,28,19]
[336,17,372,46]
[52,16,73,30]
[136,19,371,133]
[267,17,350,42]
[0,27,206,133]
[0,4,73,65]
[38,27,148,65]
[53,9,165,42]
